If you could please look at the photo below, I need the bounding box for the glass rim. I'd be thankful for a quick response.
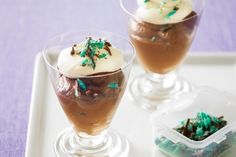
[43,29,136,78]
[119,0,206,24]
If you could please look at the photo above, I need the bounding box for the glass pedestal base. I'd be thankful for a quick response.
[129,73,194,111]
[54,128,129,157]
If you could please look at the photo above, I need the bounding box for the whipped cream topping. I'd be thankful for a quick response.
[57,38,124,78]
[136,0,193,24]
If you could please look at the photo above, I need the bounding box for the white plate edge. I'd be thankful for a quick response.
[25,53,44,157]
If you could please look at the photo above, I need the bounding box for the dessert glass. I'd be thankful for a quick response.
[120,0,205,111]
[43,30,135,157]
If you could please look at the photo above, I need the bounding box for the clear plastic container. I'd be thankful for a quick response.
[150,87,236,157]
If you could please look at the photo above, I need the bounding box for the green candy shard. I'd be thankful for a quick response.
[89,39,105,50]
[210,126,218,133]
[203,118,211,129]
[196,127,204,136]
[98,40,105,49]
[165,6,179,19]
[77,79,87,91]
[180,119,186,125]
[187,123,193,132]
[197,112,208,121]
[166,10,177,18]
[80,48,87,57]
[82,58,89,66]
[212,117,220,123]
[108,82,119,89]
[99,53,107,59]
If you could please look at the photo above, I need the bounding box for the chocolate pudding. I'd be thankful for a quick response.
[127,0,199,74]
[129,12,197,74]
[57,71,125,135]
[56,37,125,135]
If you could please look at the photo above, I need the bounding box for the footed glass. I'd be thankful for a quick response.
[43,30,135,157]
[120,0,205,111]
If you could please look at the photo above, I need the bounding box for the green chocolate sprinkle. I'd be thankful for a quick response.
[144,0,149,3]
[108,82,119,89]
[77,79,87,91]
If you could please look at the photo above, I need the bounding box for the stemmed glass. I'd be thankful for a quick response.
[120,0,205,111]
[43,30,135,157]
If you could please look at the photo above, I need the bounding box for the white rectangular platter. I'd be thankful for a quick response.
[25,53,236,157]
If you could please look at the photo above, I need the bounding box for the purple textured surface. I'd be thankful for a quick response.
[0,0,235,156]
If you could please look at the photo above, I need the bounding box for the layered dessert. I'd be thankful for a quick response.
[56,37,125,135]
[129,0,198,74]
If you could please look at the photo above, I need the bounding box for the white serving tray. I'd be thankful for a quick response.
[25,53,236,157]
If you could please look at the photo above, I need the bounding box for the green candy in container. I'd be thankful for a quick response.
[150,87,236,157]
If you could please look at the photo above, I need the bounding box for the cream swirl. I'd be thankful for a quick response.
[57,38,124,78]
[136,0,193,24]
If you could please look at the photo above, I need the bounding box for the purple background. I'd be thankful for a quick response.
[0,0,235,156]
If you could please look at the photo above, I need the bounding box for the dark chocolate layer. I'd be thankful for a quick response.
[56,70,125,135]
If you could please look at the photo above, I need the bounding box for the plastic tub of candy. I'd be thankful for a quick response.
[150,87,236,157]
